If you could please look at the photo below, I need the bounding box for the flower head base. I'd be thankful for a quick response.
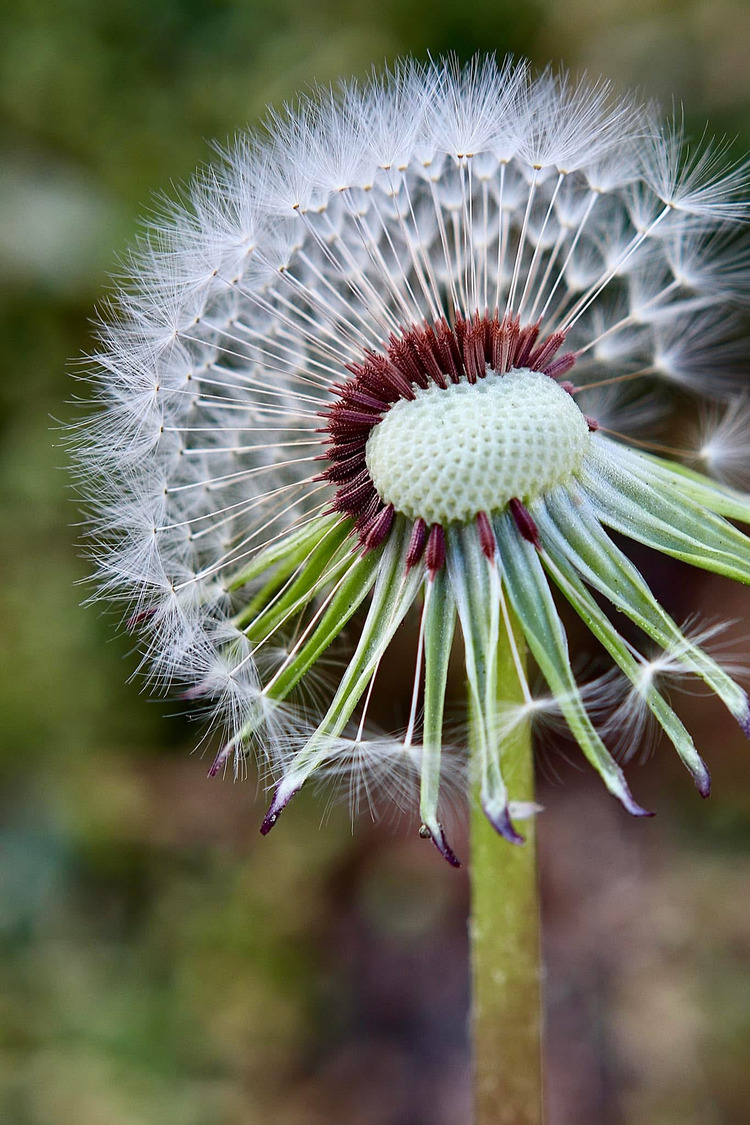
[323,310,585,534]
[73,56,750,865]
[364,365,589,525]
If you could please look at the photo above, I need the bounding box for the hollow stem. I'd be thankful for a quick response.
[470,614,543,1124]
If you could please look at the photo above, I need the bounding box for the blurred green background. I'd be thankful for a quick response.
[1,1,750,1122]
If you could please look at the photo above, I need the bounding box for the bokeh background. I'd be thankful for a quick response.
[2,2,750,1122]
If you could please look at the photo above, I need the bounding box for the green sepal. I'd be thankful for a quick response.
[536,485,750,725]
[582,440,750,584]
[235,518,353,638]
[264,548,381,702]
[275,518,424,788]
[600,437,750,525]
[419,569,460,865]
[226,512,343,591]
[537,529,710,794]
[445,525,522,843]
[494,510,651,816]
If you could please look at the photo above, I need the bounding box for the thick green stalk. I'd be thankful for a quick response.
[470,615,543,1125]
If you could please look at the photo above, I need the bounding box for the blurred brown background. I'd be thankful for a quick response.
[1,1,749,1122]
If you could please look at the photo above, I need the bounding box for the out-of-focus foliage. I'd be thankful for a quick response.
[1,1,749,1121]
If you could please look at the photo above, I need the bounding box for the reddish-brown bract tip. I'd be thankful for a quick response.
[544,352,577,380]
[406,517,428,569]
[126,607,157,632]
[509,498,540,547]
[363,503,394,550]
[425,523,446,574]
[476,511,496,559]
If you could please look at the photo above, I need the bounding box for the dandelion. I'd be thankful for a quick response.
[73,56,750,871]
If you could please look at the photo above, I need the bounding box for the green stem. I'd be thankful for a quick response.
[470,614,543,1125]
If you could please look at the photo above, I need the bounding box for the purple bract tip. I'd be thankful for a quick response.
[259,811,278,836]
[483,801,525,845]
[421,822,461,868]
[260,783,299,836]
[694,765,712,799]
[737,707,750,740]
[620,792,656,818]
[207,751,226,778]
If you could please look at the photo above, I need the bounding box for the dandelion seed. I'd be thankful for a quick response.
[692,396,750,487]
[72,56,750,866]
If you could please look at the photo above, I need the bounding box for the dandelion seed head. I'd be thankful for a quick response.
[72,55,750,862]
